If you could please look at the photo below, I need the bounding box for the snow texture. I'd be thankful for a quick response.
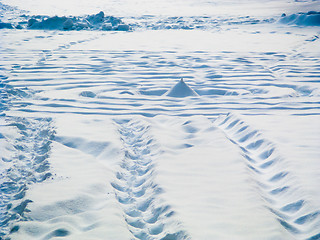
[0,0,320,239]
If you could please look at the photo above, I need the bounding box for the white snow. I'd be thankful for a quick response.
[0,0,320,239]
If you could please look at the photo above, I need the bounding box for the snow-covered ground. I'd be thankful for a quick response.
[1,0,320,239]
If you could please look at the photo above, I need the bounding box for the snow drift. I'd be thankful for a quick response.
[279,11,320,26]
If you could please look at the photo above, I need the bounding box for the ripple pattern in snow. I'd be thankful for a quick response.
[1,46,319,118]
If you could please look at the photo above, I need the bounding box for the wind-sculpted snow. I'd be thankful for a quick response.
[112,119,189,240]
[279,11,320,26]
[215,113,320,240]
[2,48,319,118]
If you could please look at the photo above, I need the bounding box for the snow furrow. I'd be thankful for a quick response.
[214,113,320,240]
[111,119,189,240]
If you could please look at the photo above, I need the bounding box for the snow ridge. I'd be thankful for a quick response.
[215,113,320,240]
[112,119,189,240]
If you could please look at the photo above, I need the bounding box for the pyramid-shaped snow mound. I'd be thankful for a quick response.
[165,79,199,98]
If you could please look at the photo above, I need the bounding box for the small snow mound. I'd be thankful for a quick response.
[310,88,320,97]
[164,79,199,98]
[279,11,320,26]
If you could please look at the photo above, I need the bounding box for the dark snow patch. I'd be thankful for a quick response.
[79,91,96,98]
[279,11,320,26]
[164,78,199,98]
[0,21,13,29]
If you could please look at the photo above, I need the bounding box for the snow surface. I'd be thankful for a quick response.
[1,0,320,239]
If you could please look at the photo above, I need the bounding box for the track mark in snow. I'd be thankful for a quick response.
[0,117,55,238]
[215,113,320,240]
[36,34,102,66]
[112,119,189,240]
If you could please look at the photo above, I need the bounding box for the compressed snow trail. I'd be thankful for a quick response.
[0,116,55,238]
[214,113,320,240]
[112,119,189,240]
[0,72,55,238]
[35,34,102,66]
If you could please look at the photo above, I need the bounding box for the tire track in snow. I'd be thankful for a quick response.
[215,113,320,240]
[111,119,189,240]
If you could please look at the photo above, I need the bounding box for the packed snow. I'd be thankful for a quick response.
[1,0,320,239]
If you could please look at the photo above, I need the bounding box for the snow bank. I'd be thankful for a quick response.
[26,11,130,31]
[1,11,130,31]
[279,11,320,26]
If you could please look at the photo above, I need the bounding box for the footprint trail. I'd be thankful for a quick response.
[0,116,55,238]
[215,113,320,240]
[112,119,189,240]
